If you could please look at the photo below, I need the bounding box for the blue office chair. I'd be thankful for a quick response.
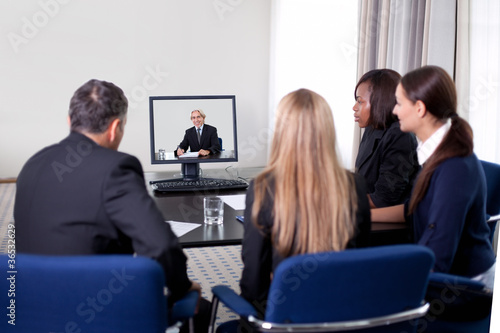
[419,160,498,333]
[209,244,435,333]
[481,160,500,243]
[422,272,493,333]
[218,137,223,151]
[0,254,198,333]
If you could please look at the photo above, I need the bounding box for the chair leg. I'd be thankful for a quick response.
[188,318,194,333]
[208,296,220,333]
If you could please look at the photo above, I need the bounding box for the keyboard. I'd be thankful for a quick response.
[150,178,249,192]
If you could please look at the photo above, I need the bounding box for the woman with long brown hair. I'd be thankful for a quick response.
[239,88,371,310]
[372,66,495,289]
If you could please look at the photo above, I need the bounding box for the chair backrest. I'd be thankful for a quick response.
[264,244,434,331]
[0,254,167,333]
[480,160,500,241]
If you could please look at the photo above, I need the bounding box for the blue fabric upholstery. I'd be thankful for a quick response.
[266,245,433,323]
[423,272,493,333]
[212,244,435,333]
[421,316,491,333]
[171,290,199,323]
[212,286,258,318]
[0,254,179,332]
[481,160,500,242]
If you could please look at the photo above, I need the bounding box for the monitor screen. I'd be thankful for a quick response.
[149,95,238,179]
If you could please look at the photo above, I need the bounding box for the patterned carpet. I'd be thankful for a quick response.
[0,184,15,255]
[185,245,242,325]
[0,183,242,329]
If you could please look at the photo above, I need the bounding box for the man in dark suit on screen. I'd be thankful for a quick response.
[14,79,209,332]
[176,109,221,157]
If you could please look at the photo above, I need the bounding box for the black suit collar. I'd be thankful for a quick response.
[65,131,99,147]
[355,126,385,170]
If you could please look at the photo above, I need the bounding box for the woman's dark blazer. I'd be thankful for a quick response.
[355,121,419,207]
[239,173,371,309]
[407,154,495,277]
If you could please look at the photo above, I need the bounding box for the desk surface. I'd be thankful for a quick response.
[145,167,257,247]
[154,150,236,163]
[145,168,409,247]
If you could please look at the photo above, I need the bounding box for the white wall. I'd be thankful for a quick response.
[0,0,271,178]
[270,0,359,169]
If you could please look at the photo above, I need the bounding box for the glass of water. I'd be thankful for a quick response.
[204,197,224,225]
[158,148,166,160]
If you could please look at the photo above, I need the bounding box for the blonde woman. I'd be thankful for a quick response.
[240,88,371,311]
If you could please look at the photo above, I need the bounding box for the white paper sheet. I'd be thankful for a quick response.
[217,194,246,210]
[178,152,199,158]
[165,221,201,237]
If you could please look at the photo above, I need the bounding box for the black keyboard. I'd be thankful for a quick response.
[150,178,249,192]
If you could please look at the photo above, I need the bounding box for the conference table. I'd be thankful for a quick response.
[145,167,411,248]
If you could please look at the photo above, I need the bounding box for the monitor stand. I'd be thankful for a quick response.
[181,162,201,181]
[149,162,203,185]
[148,162,249,192]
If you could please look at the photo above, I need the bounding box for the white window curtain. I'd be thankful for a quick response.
[355,0,500,165]
[467,1,500,164]
[354,0,463,167]
[357,0,457,96]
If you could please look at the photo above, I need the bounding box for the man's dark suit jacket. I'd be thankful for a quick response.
[355,121,419,207]
[177,124,221,155]
[14,131,192,302]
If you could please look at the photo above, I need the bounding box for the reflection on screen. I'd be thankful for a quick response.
[149,95,238,167]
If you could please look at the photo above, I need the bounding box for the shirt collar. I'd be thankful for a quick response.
[417,119,452,165]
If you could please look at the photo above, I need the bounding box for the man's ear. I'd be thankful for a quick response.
[107,118,121,143]
[67,115,71,127]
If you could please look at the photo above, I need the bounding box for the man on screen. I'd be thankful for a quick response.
[175,109,221,157]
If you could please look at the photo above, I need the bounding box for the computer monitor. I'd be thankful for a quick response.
[149,95,238,181]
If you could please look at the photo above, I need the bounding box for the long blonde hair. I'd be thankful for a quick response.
[252,89,358,257]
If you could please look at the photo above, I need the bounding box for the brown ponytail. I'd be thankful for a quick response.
[408,116,473,213]
[401,66,474,214]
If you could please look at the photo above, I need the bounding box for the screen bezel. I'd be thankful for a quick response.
[149,95,238,166]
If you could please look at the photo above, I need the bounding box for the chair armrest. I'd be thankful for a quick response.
[426,272,492,321]
[428,272,489,293]
[171,290,199,322]
[247,303,430,332]
[212,285,258,318]
[487,214,500,222]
